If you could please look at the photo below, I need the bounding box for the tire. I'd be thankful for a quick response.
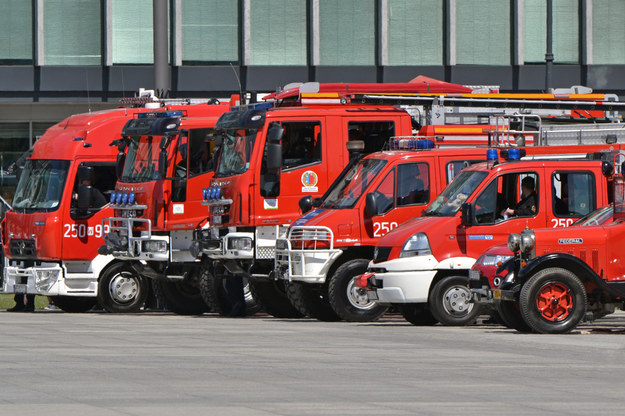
[51,296,97,313]
[198,262,261,317]
[97,262,149,313]
[151,276,210,316]
[398,304,437,326]
[285,281,341,321]
[519,267,587,334]
[429,275,484,326]
[328,259,388,322]
[249,279,304,318]
[496,300,532,332]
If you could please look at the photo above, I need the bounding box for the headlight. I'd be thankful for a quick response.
[479,254,513,266]
[228,237,253,251]
[520,229,535,254]
[399,233,431,258]
[508,233,521,252]
[142,240,168,253]
[34,269,60,292]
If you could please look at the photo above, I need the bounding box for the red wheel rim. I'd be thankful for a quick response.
[535,281,574,322]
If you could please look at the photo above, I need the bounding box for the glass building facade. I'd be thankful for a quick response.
[0,0,624,191]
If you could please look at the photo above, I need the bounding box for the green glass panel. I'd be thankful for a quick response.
[387,0,442,65]
[250,0,306,65]
[319,0,375,65]
[112,0,153,64]
[553,0,578,64]
[182,0,238,63]
[592,0,625,64]
[456,0,510,65]
[43,0,101,65]
[0,0,32,62]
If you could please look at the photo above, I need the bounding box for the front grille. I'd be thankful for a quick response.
[256,246,274,260]
[10,239,36,259]
[373,247,392,263]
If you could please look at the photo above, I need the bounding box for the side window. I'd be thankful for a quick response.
[446,160,484,183]
[474,180,498,224]
[374,169,395,215]
[499,172,539,219]
[188,128,217,177]
[397,162,429,206]
[70,163,116,220]
[348,121,395,154]
[172,134,189,202]
[281,121,322,170]
[552,171,596,217]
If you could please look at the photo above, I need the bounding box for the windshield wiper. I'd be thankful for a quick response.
[423,210,441,216]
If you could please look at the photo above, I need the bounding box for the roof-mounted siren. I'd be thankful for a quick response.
[499,148,526,161]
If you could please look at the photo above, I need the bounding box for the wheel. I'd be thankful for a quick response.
[398,304,437,326]
[519,267,587,334]
[151,276,210,315]
[496,300,532,332]
[429,275,484,326]
[249,279,304,318]
[285,281,341,321]
[50,296,97,313]
[97,262,149,313]
[328,259,388,322]
[198,262,261,317]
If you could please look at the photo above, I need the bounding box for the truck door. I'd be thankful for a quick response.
[168,128,215,229]
[465,170,542,258]
[364,161,431,243]
[62,162,116,261]
[550,170,597,228]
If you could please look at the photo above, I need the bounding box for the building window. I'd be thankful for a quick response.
[0,0,32,64]
[249,0,306,65]
[524,0,579,64]
[319,0,375,65]
[182,0,238,64]
[456,0,510,65]
[43,0,102,65]
[112,0,153,64]
[592,0,625,64]
[387,0,442,65]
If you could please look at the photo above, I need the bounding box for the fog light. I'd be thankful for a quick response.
[142,240,168,253]
[34,269,60,292]
[228,237,253,251]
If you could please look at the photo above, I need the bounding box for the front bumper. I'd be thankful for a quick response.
[102,230,170,261]
[274,226,342,284]
[367,269,437,303]
[3,261,97,297]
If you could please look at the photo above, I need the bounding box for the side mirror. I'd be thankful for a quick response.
[266,142,282,171]
[299,196,313,214]
[158,150,168,179]
[364,193,378,218]
[77,165,94,183]
[76,185,92,210]
[267,125,283,143]
[116,152,125,179]
[460,203,473,226]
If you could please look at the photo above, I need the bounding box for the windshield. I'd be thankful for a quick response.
[12,159,70,212]
[321,159,387,209]
[215,128,257,177]
[424,170,488,217]
[572,204,613,226]
[121,136,163,182]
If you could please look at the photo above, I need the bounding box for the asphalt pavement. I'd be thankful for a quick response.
[1,310,625,415]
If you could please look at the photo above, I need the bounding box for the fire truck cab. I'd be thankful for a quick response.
[274,142,490,321]
[360,149,618,326]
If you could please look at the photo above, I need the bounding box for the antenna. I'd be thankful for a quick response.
[230,62,244,105]
[86,69,91,113]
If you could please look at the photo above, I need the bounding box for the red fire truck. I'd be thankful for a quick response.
[359,148,623,326]
[98,98,233,314]
[475,168,625,333]
[197,83,625,318]
[1,95,227,313]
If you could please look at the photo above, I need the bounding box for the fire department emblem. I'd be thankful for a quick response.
[301,171,318,192]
